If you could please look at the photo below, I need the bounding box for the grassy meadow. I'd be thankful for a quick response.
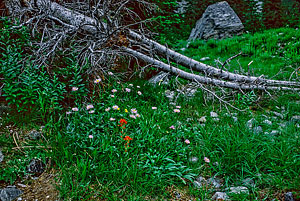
[0,18,300,200]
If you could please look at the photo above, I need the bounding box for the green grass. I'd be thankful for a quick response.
[1,20,300,200]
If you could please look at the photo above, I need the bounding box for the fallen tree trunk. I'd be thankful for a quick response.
[6,0,300,92]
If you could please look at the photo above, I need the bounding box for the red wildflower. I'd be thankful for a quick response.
[119,118,127,126]
[123,136,132,141]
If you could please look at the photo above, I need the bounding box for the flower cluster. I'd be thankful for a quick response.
[118,118,133,152]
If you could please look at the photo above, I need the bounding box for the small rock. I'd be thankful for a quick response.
[253,126,263,134]
[174,191,181,199]
[272,111,284,119]
[210,112,218,118]
[232,117,238,123]
[263,120,272,126]
[212,192,229,200]
[27,159,46,174]
[227,186,249,194]
[189,157,199,163]
[242,178,255,187]
[270,130,279,136]
[291,116,300,122]
[207,177,222,188]
[198,116,207,123]
[0,187,23,201]
[193,181,202,188]
[28,130,42,140]
[0,150,4,163]
[246,118,256,129]
[200,57,210,61]
[213,118,220,122]
[284,192,294,201]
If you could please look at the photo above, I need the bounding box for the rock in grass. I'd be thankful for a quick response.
[198,116,207,123]
[0,150,3,163]
[28,130,42,140]
[253,126,263,134]
[227,186,249,195]
[291,115,300,122]
[27,159,46,174]
[246,118,256,129]
[210,112,218,118]
[212,192,229,200]
[207,177,222,188]
[263,120,272,126]
[284,192,294,201]
[0,187,23,201]
[242,178,255,187]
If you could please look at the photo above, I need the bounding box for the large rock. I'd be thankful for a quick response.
[189,1,244,40]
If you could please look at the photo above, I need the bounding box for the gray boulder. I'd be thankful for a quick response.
[0,187,23,201]
[189,1,244,41]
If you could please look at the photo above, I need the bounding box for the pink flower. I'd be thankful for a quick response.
[152,107,157,110]
[94,78,101,83]
[89,110,95,114]
[105,107,111,111]
[125,88,131,92]
[66,111,72,115]
[112,89,117,93]
[131,108,137,114]
[86,104,94,110]
[110,95,115,98]
[135,114,141,118]
[137,86,140,88]
[174,109,180,113]
[89,135,93,139]
[184,139,190,144]
[137,91,142,95]
[110,118,115,121]
[204,157,210,163]
[71,87,78,91]
[112,105,119,110]
[129,84,133,87]
[108,72,113,75]
[169,125,175,129]
[129,114,136,119]
[176,106,181,109]
[72,107,79,112]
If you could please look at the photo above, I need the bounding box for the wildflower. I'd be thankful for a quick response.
[129,84,133,87]
[94,78,101,83]
[105,107,111,111]
[71,87,78,91]
[110,118,115,121]
[86,104,94,110]
[89,110,95,114]
[72,107,79,112]
[112,105,119,110]
[169,125,175,129]
[204,157,210,163]
[125,88,131,92]
[131,108,137,114]
[111,95,115,98]
[125,109,128,113]
[119,119,127,125]
[174,109,180,113]
[184,139,190,144]
[66,111,72,115]
[137,91,142,95]
[152,107,157,110]
[112,89,117,93]
[89,135,94,139]
[137,86,140,88]
[135,114,141,118]
[176,106,181,109]
[123,136,133,141]
[108,72,113,75]
[130,114,136,119]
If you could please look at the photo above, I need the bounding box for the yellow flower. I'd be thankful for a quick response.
[125,109,128,113]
